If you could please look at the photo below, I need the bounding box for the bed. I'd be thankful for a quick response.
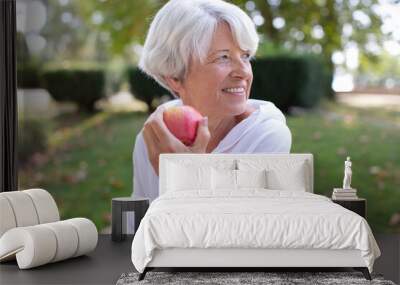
[131,153,381,281]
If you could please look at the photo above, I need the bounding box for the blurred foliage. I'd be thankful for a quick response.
[17,63,43,89]
[233,0,385,69]
[42,67,106,112]
[105,60,126,95]
[76,0,169,56]
[127,66,174,114]
[18,120,48,165]
[16,32,30,65]
[357,50,400,88]
[74,0,386,70]
[16,0,397,93]
[26,0,110,63]
[16,32,43,88]
[250,55,332,112]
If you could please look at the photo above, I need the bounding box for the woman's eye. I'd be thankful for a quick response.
[215,55,230,62]
[242,53,251,61]
[213,53,252,63]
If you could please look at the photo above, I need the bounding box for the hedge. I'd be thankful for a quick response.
[251,55,333,112]
[17,64,42,89]
[42,68,106,112]
[126,67,174,113]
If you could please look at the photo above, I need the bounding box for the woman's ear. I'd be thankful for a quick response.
[164,76,184,97]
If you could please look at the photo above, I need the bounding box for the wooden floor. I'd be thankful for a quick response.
[0,234,398,284]
[374,233,400,284]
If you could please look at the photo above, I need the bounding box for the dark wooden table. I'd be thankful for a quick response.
[1,234,398,284]
[332,198,366,218]
[111,197,149,241]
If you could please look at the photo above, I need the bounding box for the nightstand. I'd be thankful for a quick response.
[332,198,366,218]
[111,197,149,242]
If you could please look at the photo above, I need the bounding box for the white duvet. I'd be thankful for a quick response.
[131,190,380,273]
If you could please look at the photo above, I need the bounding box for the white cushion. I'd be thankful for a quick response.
[238,159,309,192]
[211,169,268,191]
[42,221,79,262]
[0,191,39,227]
[65,218,98,257]
[160,154,313,194]
[0,218,98,269]
[167,162,212,191]
[0,189,98,269]
[0,189,60,237]
[0,225,57,268]
[266,162,307,191]
[160,155,237,195]
[0,196,16,237]
[211,168,237,190]
[236,169,268,189]
[24,189,60,223]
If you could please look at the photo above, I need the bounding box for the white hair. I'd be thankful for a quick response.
[138,0,259,96]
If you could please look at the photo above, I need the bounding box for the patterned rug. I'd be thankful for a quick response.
[116,271,396,285]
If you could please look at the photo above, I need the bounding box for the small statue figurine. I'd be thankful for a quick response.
[343,156,352,189]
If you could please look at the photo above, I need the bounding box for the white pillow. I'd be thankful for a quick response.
[236,169,267,189]
[167,162,212,191]
[266,162,307,191]
[211,168,237,190]
[211,168,268,190]
[238,159,309,192]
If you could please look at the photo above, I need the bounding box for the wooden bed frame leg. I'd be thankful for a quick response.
[138,268,148,281]
[354,267,372,280]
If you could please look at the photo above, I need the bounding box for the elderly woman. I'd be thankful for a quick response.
[132,0,292,203]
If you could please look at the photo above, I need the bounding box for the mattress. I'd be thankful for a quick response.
[131,189,381,273]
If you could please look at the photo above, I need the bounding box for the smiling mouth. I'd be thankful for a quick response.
[222,87,246,96]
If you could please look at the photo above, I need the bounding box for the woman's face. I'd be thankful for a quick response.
[169,22,253,118]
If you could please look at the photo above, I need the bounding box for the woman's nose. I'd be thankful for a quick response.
[230,58,252,79]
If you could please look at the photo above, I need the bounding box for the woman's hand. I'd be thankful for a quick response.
[142,105,211,176]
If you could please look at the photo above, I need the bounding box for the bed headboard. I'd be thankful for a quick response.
[159,153,314,195]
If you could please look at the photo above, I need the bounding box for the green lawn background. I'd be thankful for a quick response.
[19,99,400,233]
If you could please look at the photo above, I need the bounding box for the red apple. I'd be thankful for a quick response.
[163,105,203,146]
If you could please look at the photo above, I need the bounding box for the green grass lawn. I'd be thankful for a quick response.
[19,99,400,233]
[288,100,400,233]
[19,111,147,231]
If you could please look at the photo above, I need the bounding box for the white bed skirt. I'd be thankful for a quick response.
[148,248,366,268]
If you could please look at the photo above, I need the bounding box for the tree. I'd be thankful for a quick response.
[75,0,388,72]
[357,50,400,88]
[39,0,92,62]
[75,0,169,56]
[233,0,386,71]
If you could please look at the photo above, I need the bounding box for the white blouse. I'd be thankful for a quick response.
[131,98,292,203]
